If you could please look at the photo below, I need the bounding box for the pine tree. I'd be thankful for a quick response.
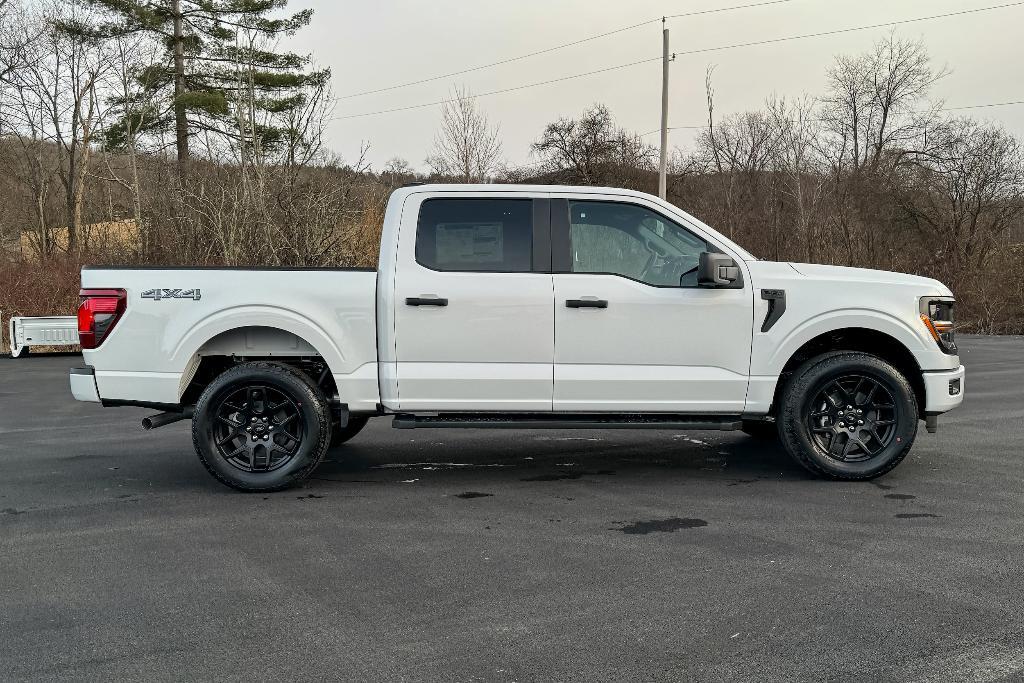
[68,0,327,168]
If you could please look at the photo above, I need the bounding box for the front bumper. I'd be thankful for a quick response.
[70,367,101,403]
[923,364,965,414]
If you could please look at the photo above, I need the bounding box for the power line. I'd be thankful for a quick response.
[338,0,800,100]
[640,100,1024,136]
[944,100,1024,112]
[670,1,1024,59]
[335,1,1024,122]
[335,57,663,120]
[663,0,799,21]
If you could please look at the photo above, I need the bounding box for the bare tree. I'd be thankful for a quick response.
[895,118,1024,286]
[2,1,111,254]
[0,5,56,257]
[821,33,948,172]
[0,0,26,94]
[531,103,654,187]
[427,86,503,182]
[772,96,831,262]
[813,34,949,265]
[82,32,168,258]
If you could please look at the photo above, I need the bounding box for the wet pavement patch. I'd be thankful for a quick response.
[62,453,116,461]
[522,472,583,481]
[885,493,916,500]
[455,492,493,499]
[895,513,940,519]
[296,494,324,500]
[611,517,708,534]
[521,470,615,482]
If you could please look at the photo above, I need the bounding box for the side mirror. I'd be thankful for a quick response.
[697,251,742,288]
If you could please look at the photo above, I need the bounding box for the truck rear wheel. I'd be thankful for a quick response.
[192,361,331,492]
[778,352,918,480]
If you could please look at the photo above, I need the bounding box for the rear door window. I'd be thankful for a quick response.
[416,198,533,272]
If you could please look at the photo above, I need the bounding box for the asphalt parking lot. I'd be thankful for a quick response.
[1,335,1023,681]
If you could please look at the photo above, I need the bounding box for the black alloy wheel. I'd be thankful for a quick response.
[778,352,918,480]
[212,385,305,473]
[193,362,331,492]
[806,374,897,463]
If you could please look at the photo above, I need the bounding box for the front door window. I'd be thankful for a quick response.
[570,201,708,287]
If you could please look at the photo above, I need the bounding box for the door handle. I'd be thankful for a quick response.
[406,296,448,307]
[565,298,608,309]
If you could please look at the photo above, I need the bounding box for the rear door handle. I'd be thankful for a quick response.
[565,298,608,309]
[405,296,448,307]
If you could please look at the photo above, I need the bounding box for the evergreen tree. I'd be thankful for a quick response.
[68,0,327,167]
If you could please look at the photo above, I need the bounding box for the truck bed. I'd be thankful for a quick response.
[79,266,381,410]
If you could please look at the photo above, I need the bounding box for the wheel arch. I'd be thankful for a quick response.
[770,327,925,418]
[171,306,345,366]
[174,314,345,404]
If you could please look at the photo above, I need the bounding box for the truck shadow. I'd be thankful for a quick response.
[310,430,809,486]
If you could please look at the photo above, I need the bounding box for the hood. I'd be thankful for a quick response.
[787,262,951,295]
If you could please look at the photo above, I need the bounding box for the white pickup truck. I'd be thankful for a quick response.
[69,184,964,491]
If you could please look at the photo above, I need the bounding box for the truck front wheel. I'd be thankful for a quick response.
[778,352,918,480]
[192,362,331,492]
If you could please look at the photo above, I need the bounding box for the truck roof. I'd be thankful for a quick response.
[390,183,756,262]
[394,183,660,199]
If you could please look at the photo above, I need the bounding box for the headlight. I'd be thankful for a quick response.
[920,297,956,354]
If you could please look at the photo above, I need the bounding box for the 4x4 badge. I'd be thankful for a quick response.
[141,288,202,301]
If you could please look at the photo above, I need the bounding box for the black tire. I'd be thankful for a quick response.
[778,351,918,480]
[192,361,331,492]
[330,415,369,448]
[741,419,778,440]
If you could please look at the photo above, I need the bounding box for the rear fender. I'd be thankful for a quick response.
[171,306,346,380]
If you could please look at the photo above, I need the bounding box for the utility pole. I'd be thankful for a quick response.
[658,19,672,200]
[172,0,189,170]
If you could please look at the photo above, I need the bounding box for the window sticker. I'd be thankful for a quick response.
[435,222,504,264]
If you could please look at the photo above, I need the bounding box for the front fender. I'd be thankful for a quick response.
[744,308,938,415]
[756,308,931,377]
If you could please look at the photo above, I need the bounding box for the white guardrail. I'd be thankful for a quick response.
[7,315,79,358]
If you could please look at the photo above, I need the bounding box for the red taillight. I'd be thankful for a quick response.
[78,289,127,350]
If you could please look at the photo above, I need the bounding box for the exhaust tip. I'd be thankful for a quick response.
[141,407,194,431]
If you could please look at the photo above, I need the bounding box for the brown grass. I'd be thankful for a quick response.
[0,257,83,352]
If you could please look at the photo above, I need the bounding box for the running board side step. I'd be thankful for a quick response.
[392,413,743,430]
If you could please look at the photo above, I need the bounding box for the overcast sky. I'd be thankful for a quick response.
[288,0,1024,171]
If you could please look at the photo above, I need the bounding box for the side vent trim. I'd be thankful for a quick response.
[760,289,786,332]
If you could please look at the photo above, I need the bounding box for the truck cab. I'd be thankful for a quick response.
[70,184,965,491]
